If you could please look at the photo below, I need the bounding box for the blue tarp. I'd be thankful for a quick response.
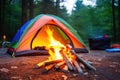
[106,48,120,52]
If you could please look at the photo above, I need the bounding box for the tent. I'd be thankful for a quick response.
[11,14,87,53]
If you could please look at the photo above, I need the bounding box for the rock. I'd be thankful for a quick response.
[98,58,102,61]
[73,73,78,76]
[0,68,9,73]
[84,72,88,76]
[109,65,116,68]
[11,76,22,80]
[11,66,18,69]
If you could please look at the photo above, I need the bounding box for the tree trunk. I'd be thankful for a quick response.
[112,0,117,42]
[0,0,6,38]
[29,0,34,19]
[0,0,4,37]
[22,0,28,25]
[118,0,120,41]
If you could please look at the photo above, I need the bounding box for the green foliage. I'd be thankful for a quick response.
[34,0,68,20]
[1,0,21,40]
[1,0,118,44]
[67,0,117,43]
[1,0,68,40]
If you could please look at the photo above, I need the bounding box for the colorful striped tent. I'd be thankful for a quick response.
[12,14,87,52]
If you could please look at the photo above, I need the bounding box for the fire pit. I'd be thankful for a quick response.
[34,27,96,74]
[35,45,96,74]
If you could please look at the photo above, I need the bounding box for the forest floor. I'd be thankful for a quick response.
[0,48,120,80]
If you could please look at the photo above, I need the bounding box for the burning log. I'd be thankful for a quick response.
[55,61,65,69]
[62,65,69,72]
[70,50,96,71]
[72,60,84,74]
[43,59,62,65]
[35,60,49,68]
[42,63,55,73]
[60,49,75,71]
[35,59,62,68]
[35,44,96,74]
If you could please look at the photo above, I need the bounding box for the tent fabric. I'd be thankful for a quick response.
[12,14,87,52]
[11,20,31,44]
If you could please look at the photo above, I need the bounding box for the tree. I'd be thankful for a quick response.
[1,0,68,40]
[70,0,91,42]
[29,0,34,19]
[34,0,68,19]
[22,0,34,24]
[0,0,5,37]
[112,0,117,42]
[0,0,21,40]
[22,0,28,25]
[69,0,115,43]
[72,0,83,13]
[118,0,120,42]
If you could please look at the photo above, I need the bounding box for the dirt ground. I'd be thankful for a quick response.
[0,48,120,80]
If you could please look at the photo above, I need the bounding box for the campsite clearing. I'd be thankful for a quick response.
[0,48,120,80]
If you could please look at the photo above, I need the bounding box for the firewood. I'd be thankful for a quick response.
[72,60,84,74]
[33,46,46,50]
[35,59,62,68]
[86,61,93,65]
[79,63,85,71]
[71,62,76,71]
[42,64,55,73]
[35,60,49,68]
[70,50,96,71]
[55,61,65,69]
[15,50,48,57]
[62,65,69,72]
[44,59,62,65]
[60,50,74,71]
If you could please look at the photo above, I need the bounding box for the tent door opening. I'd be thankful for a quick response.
[31,24,73,49]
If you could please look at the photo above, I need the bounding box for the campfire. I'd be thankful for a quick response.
[35,27,96,74]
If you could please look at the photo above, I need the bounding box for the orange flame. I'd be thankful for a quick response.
[45,27,76,61]
[45,27,65,60]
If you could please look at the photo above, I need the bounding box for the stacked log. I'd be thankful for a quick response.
[35,48,96,74]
